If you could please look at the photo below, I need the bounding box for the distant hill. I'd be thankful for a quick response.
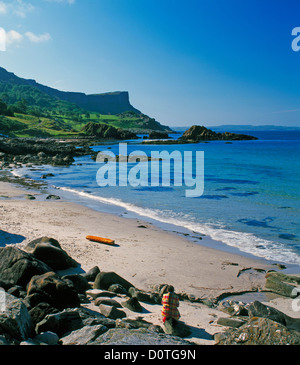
[210,125,300,131]
[0,67,139,115]
[0,67,172,137]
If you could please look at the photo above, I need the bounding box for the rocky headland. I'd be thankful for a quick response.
[180,125,258,142]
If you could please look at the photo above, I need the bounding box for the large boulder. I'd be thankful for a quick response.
[27,271,80,310]
[35,309,83,337]
[0,247,52,287]
[93,271,134,291]
[62,274,90,294]
[128,287,156,304]
[34,331,59,345]
[248,301,300,332]
[215,317,300,345]
[99,304,126,320]
[0,293,34,341]
[61,324,108,345]
[86,289,116,300]
[91,327,194,345]
[116,318,163,333]
[94,297,122,308]
[72,307,116,329]
[28,302,59,326]
[265,272,300,298]
[81,266,100,282]
[24,237,61,252]
[24,237,78,270]
[35,307,115,337]
[121,297,143,313]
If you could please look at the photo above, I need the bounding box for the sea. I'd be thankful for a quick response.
[13,129,300,271]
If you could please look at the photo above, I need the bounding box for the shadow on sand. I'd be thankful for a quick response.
[0,230,26,247]
[187,324,214,341]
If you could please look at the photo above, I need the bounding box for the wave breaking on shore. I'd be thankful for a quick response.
[56,186,300,267]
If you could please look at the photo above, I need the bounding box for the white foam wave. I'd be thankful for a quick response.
[11,169,23,178]
[57,186,300,266]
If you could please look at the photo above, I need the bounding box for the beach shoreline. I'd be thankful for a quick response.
[0,176,275,296]
[1,176,299,344]
[4,167,300,274]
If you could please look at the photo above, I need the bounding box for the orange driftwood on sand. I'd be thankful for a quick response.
[86,235,115,245]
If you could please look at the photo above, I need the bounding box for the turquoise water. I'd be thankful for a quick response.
[16,130,300,267]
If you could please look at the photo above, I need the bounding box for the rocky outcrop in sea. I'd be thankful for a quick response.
[179,125,258,142]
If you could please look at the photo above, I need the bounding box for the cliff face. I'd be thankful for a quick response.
[0,67,140,115]
[26,80,140,115]
[84,92,140,114]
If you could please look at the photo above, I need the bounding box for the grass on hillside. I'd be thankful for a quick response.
[0,111,148,138]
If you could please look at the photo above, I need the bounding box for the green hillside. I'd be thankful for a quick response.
[0,109,172,138]
[0,67,172,138]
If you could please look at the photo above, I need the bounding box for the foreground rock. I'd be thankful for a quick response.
[0,293,34,341]
[116,318,163,333]
[0,239,197,345]
[1,235,299,345]
[215,317,300,345]
[215,300,300,345]
[248,300,300,332]
[121,297,143,313]
[99,304,127,320]
[24,237,78,271]
[88,328,193,345]
[35,309,85,337]
[61,324,108,345]
[28,302,59,326]
[0,246,52,287]
[27,272,80,310]
[265,272,300,298]
[93,271,134,292]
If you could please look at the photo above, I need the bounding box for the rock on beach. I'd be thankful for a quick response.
[0,233,300,346]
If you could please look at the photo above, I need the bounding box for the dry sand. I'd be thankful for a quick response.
[0,180,298,344]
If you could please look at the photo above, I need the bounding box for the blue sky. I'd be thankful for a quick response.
[0,0,299,127]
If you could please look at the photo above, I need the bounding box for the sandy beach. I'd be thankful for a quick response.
[0,179,298,345]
